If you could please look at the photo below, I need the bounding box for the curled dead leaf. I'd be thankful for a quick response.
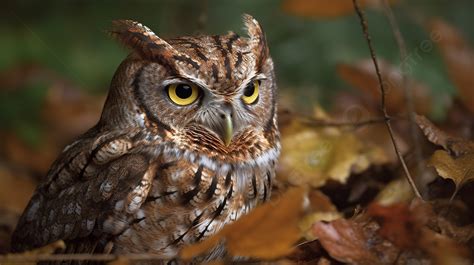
[416,114,474,156]
[312,218,395,265]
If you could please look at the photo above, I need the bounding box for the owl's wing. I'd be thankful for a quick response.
[11,129,154,253]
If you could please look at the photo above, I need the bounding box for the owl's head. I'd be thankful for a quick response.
[102,15,279,164]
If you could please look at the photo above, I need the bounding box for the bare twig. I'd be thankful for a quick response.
[352,0,422,198]
[381,0,426,189]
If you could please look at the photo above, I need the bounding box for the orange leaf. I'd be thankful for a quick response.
[180,187,307,260]
[367,203,423,249]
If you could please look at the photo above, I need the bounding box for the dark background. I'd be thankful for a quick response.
[0,0,473,144]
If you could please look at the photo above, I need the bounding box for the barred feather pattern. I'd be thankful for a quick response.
[12,14,279,264]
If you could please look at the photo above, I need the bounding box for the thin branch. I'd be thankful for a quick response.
[381,0,425,189]
[352,0,422,198]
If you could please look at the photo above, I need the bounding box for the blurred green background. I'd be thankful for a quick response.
[0,0,473,144]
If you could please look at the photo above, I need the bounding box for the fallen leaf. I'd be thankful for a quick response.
[312,218,395,265]
[278,117,386,188]
[282,0,397,18]
[337,59,432,115]
[180,187,307,260]
[430,19,474,114]
[375,177,414,206]
[300,190,342,240]
[428,150,474,195]
[367,203,424,249]
[368,200,472,264]
[416,114,474,156]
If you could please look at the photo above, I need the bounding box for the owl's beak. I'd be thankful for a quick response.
[222,114,233,146]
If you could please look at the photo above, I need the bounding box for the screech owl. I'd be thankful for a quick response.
[11,14,279,263]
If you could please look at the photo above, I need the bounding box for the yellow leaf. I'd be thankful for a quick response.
[181,187,307,260]
[428,150,474,191]
[278,119,384,188]
[375,178,414,206]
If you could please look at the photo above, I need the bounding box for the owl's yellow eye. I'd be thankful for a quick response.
[167,83,199,106]
[241,80,260,104]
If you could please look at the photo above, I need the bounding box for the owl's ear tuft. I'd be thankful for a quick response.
[109,20,177,60]
[242,14,269,66]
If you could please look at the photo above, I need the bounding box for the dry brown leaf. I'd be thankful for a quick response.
[312,219,384,265]
[278,118,386,188]
[337,60,432,115]
[281,0,397,18]
[368,200,472,264]
[367,203,425,249]
[416,114,474,156]
[1,240,65,265]
[428,150,474,194]
[430,19,474,114]
[180,187,307,260]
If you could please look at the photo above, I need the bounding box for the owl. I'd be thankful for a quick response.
[11,14,279,264]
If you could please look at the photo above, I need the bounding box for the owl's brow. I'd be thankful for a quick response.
[237,73,267,91]
[161,77,209,90]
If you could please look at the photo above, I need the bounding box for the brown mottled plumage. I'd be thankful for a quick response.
[11,15,279,264]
